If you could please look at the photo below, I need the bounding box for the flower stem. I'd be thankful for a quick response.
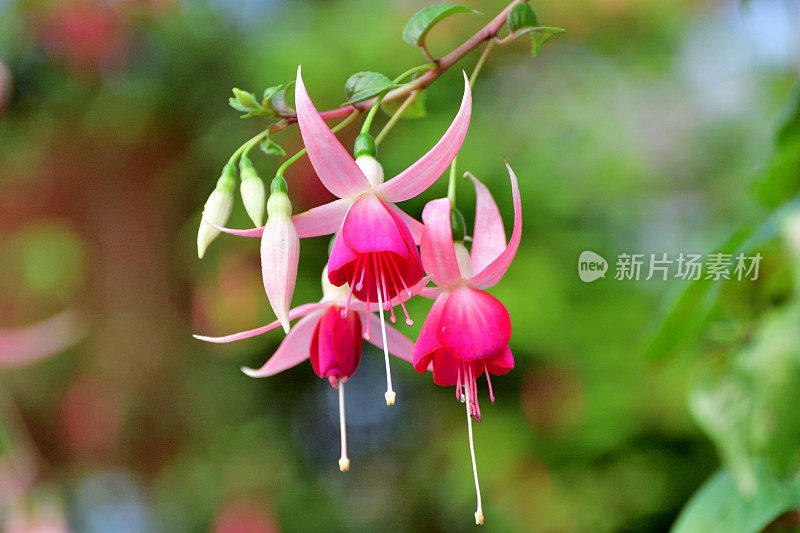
[338,379,350,472]
[375,91,419,146]
[276,110,360,178]
[271,0,527,133]
[466,396,484,525]
[447,40,495,206]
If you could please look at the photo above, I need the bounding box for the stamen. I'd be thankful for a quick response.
[343,256,360,317]
[466,390,484,525]
[338,378,350,472]
[456,365,463,401]
[484,364,495,404]
[363,299,371,341]
[381,255,414,326]
[374,255,395,406]
[355,255,367,292]
[387,254,412,297]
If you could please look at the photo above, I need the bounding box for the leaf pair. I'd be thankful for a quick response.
[229,84,295,119]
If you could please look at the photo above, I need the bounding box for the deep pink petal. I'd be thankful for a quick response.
[311,306,362,379]
[420,198,461,286]
[437,286,510,360]
[193,302,326,343]
[342,195,409,258]
[469,162,522,289]
[261,216,300,333]
[292,198,352,238]
[412,292,449,373]
[365,312,415,363]
[240,310,324,377]
[486,345,514,376]
[295,66,369,198]
[377,73,472,203]
[431,349,460,386]
[468,173,507,274]
[388,203,424,244]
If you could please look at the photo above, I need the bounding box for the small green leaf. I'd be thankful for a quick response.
[672,466,800,533]
[507,3,538,32]
[266,82,295,115]
[512,26,565,56]
[381,90,427,119]
[344,72,399,105]
[402,4,481,48]
[259,138,286,156]
[230,88,270,118]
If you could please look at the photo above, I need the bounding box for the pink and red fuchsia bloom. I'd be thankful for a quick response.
[413,163,521,524]
[213,67,472,405]
[194,270,415,471]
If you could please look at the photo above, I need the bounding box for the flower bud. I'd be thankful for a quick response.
[261,184,299,333]
[355,155,384,188]
[507,3,539,32]
[353,133,377,159]
[239,156,266,227]
[197,163,235,258]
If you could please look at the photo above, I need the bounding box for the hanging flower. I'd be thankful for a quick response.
[412,162,521,524]
[193,268,418,470]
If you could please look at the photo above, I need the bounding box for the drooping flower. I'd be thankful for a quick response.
[260,177,299,333]
[210,65,472,404]
[412,163,521,524]
[193,269,417,471]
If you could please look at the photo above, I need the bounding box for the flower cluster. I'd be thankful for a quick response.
[195,67,521,525]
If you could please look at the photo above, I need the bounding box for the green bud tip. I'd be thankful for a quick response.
[217,162,236,192]
[271,175,287,194]
[353,133,377,159]
[450,206,467,243]
[239,155,255,174]
[507,3,539,32]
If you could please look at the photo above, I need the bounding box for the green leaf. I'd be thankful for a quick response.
[512,26,566,56]
[672,466,800,533]
[265,82,295,115]
[343,72,399,105]
[381,91,427,119]
[259,138,286,156]
[753,88,800,208]
[402,4,481,48]
[229,88,270,118]
[644,196,800,362]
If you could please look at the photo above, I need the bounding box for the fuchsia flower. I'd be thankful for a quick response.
[413,163,521,524]
[214,66,472,404]
[194,269,416,470]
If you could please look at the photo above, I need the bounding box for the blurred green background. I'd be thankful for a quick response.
[1,0,799,531]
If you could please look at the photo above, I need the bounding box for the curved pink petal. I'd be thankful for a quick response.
[261,215,300,333]
[0,310,85,368]
[412,292,449,373]
[295,66,369,198]
[486,346,514,376]
[469,162,522,289]
[365,312,416,363]
[388,203,424,244]
[437,286,510,360]
[418,286,442,299]
[241,310,324,377]
[377,73,472,203]
[420,198,461,286]
[468,173,507,274]
[193,302,326,343]
[292,197,352,238]
[207,222,263,238]
[431,350,460,386]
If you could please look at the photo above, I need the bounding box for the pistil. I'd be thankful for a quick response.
[466,392,484,525]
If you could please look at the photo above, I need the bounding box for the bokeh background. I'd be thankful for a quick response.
[1,0,800,531]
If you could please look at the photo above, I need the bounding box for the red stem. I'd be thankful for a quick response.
[272,0,527,132]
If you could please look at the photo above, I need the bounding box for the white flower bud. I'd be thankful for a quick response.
[197,165,235,258]
[267,190,292,220]
[356,155,384,188]
[239,157,266,227]
[454,242,473,279]
[261,188,298,333]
